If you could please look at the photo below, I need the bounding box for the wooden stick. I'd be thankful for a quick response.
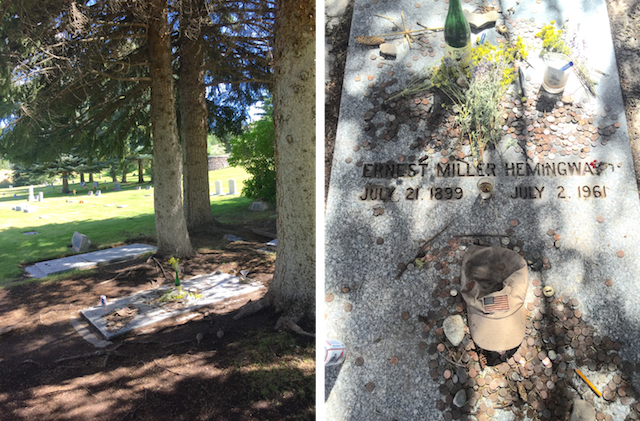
[396,219,454,279]
[574,368,602,397]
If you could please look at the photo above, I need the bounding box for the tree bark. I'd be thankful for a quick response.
[267,0,316,323]
[89,173,94,182]
[178,0,217,231]
[121,171,127,183]
[80,173,85,183]
[62,171,70,194]
[138,158,144,183]
[148,0,194,258]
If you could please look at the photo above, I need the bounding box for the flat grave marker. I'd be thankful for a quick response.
[325,0,640,419]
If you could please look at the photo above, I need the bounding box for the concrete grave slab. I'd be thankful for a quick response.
[325,0,640,419]
[81,272,264,340]
[78,243,157,264]
[25,243,157,278]
[29,255,96,278]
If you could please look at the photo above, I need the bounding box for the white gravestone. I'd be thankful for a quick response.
[38,192,44,202]
[96,190,101,196]
[214,180,223,195]
[71,232,91,253]
[228,179,237,195]
[88,191,93,196]
[28,186,35,202]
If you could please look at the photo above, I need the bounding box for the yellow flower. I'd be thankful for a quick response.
[168,257,179,271]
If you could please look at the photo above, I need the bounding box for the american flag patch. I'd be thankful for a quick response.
[483,295,510,312]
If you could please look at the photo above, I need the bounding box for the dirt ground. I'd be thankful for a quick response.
[0,223,315,421]
[325,0,640,199]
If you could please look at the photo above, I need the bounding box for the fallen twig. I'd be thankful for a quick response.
[396,219,454,279]
[151,257,171,281]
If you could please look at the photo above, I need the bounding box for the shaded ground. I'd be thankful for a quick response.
[325,0,640,199]
[0,223,315,421]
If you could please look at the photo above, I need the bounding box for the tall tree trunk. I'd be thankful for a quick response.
[265,0,316,324]
[89,173,94,182]
[148,0,194,258]
[138,158,144,183]
[62,171,70,194]
[80,173,85,183]
[121,170,127,183]
[178,0,216,231]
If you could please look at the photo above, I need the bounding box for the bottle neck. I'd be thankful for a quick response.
[447,0,463,14]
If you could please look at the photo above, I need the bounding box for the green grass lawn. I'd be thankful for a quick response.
[0,166,273,284]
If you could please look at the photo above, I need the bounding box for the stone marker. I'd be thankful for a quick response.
[88,191,93,196]
[9,185,12,189]
[28,185,35,202]
[71,231,91,253]
[136,186,141,190]
[96,190,101,196]
[324,0,640,419]
[117,204,128,208]
[570,400,595,421]
[80,181,86,187]
[38,191,43,202]
[443,315,465,346]
[214,180,222,195]
[228,179,237,195]
[224,234,243,242]
[114,183,121,191]
[22,206,32,213]
[249,199,271,211]
[93,181,99,188]
[145,185,151,190]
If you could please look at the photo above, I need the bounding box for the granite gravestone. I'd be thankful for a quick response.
[38,191,43,202]
[214,180,223,195]
[325,0,640,419]
[71,231,91,253]
[94,181,99,189]
[228,179,237,195]
[114,183,121,191]
[28,185,35,202]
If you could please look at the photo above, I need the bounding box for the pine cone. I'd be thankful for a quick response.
[355,35,385,46]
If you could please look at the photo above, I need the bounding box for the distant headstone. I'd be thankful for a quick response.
[228,179,237,195]
[114,183,121,191]
[28,186,35,202]
[224,234,243,242]
[15,205,21,211]
[145,185,151,190]
[136,186,141,190]
[38,192,44,202]
[23,206,32,213]
[117,204,128,208]
[80,181,86,187]
[88,191,93,196]
[93,181,99,189]
[9,185,13,189]
[96,190,101,196]
[249,200,271,211]
[13,193,17,198]
[71,231,91,253]
[214,180,223,195]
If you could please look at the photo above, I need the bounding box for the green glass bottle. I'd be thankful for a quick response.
[444,0,471,67]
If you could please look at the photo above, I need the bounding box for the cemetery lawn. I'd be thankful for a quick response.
[0,166,260,284]
[0,229,315,420]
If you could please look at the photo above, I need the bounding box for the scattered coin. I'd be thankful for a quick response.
[365,382,375,392]
[325,293,334,302]
[355,357,364,366]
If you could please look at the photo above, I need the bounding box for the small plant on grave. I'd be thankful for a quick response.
[156,257,203,303]
[535,20,597,96]
[453,37,528,165]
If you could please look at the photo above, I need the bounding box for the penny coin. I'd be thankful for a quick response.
[401,311,410,320]
[605,279,614,287]
[325,293,334,302]
[597,216,604,223]
[344,303,353,312]
[376,237,384,245]
[365,382,375,392]
[355,357,364,366]
[617,250,625,258]
[511,219,518,226]
[437,343,445,352]
[390,356,399,366]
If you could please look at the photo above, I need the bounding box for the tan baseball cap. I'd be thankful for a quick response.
[460,245,528,352]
